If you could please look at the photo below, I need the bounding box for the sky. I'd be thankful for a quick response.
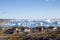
[0,0,60,19]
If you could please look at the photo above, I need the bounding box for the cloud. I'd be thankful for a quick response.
[0,11,8,14]
[0,9,8,14]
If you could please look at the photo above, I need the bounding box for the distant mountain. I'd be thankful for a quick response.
[0,19,60,27]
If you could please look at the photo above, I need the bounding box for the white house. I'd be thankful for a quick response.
[24,28,31,33]
[53,27,57,30]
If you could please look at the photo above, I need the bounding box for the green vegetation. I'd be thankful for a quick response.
[0,27,60,40]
